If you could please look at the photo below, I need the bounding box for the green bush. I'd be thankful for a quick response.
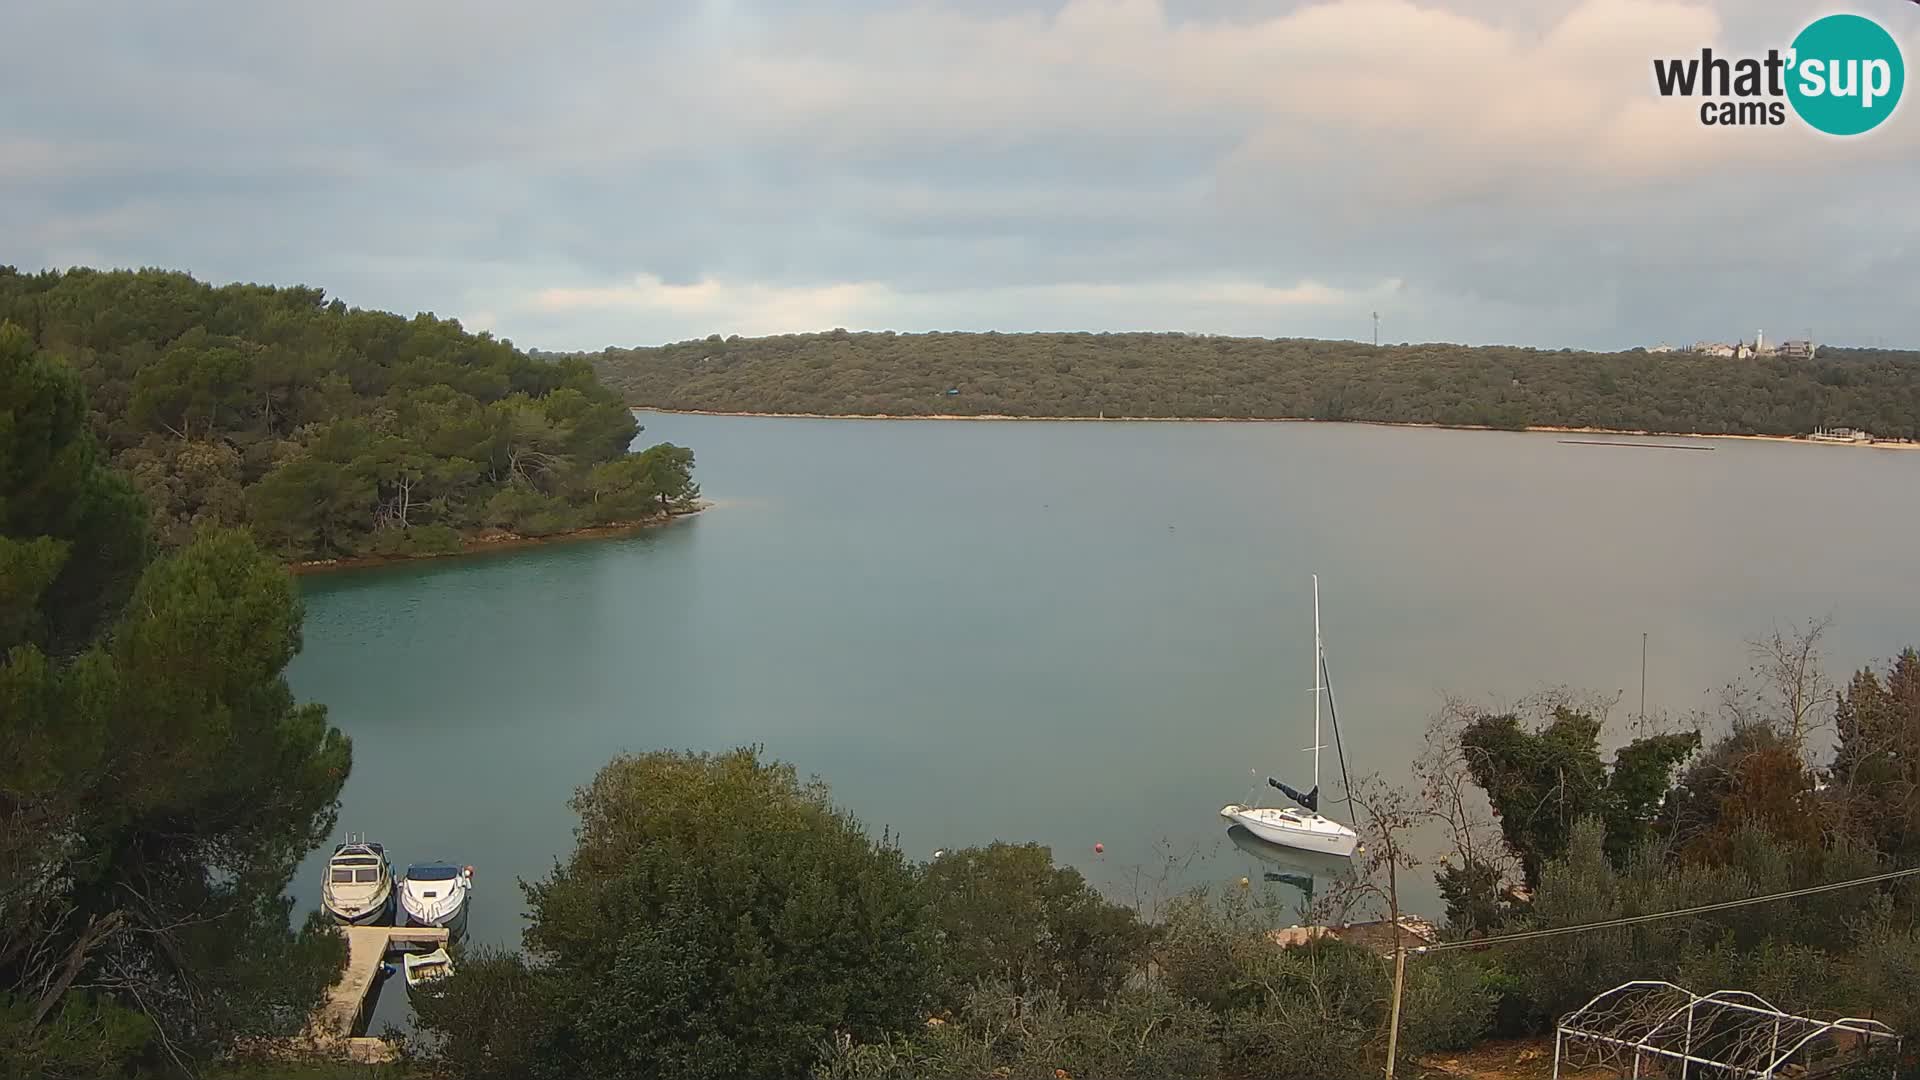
[1472,962,1544,1038]
[407,947,558,1080]
[0,992,154,1079]
[812,983,1220,1080]
[362,524,465,557]
[1211,939,1388,1080]
[1153,889,1420,1080]
[921,842,1151,1009]
[417,748,935,1080]
[1399,953,1498,1054]
[482,487,581,537]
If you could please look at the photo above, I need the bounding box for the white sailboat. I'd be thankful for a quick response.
[1219,575,1361,858]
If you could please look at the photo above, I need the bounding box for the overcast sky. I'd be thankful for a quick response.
[4,0,1918,350]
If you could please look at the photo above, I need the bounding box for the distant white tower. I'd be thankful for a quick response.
[1757,329,1765,354]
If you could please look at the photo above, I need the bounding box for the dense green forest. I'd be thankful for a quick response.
[3,327,350,1074]
[590,331,1920,438]
[0,267,697,565]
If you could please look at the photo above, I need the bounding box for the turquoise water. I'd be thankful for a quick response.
[291,414,1920,969]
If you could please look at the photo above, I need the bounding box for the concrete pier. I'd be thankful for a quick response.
[307,925,449,1059]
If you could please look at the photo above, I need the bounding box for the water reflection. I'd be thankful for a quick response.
[1225,824,1356,907]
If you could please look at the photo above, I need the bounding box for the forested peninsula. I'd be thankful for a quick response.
[589,331,1920,439]
[14,274,1920,1078]
[0,268,697,567]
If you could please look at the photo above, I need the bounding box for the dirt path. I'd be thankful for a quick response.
[1416,1038,1614,1080]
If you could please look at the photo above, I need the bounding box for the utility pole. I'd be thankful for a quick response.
[1385,941,1407,1078]
[1640,633,1648,722]
[1373,311,1380,348]
[1380,800,1406,1079]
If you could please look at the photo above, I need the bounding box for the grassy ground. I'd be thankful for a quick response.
[207,1037,1611,1080]
[1416,1037,1616,1080]
[207,1065,415,1080]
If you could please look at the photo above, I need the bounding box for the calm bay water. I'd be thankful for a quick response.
[291,414,1920,963]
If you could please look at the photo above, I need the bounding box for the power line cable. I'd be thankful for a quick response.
[1414,864,1920,954]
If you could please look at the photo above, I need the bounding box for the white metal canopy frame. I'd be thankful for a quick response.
[1553,980,1900,1079]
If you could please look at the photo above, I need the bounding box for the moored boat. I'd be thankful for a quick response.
[403,947,455,991]
[1221,805,1359,857]
[1219,575,1361,859]
[398,862,473,939]
[321,834,394,926]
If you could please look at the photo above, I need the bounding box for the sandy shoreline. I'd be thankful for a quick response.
[288,508,704,576]
[631,408,1920,450]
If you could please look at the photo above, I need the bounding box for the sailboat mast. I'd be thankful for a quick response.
[1312,575,1322,793]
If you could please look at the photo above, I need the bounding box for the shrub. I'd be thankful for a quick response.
[417,748,936,1080]
[1399,953,1498,1054]
[1154,889,1413,1080]
[1212,939,1389,1080]
[921,842,1151,1009]
[812,983,1219,1080]
[482,487,580,536]
[407,947,558,1080]
[362,524,464,557]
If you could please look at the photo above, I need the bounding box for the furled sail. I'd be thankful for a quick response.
[1268,777,1319,812]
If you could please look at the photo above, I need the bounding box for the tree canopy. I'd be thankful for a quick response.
[0,267,697,565]
[589,331,1920,438]
[920,841,1149,1008]
[1418,626,1920,1061]
[419,748,935,1080]
[1458,707,1700,885]
[1831,649,1920,860]
[0,324,150,656]
[2,330,350,1075]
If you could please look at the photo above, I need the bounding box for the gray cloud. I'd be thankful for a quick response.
[3,0,1917,350]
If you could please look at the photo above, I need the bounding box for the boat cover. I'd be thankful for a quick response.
[1268,777,1319,812]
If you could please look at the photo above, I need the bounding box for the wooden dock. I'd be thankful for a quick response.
[306,925,448,1057]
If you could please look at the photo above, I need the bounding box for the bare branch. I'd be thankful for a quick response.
[29,910,125,1027]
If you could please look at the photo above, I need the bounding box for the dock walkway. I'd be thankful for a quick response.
[307,925,448,1059]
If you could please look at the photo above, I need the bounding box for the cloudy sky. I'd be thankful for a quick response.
[4,0,1917,350]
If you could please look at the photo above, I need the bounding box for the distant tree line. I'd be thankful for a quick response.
[0,267,698,565]
[588,331,1920,438]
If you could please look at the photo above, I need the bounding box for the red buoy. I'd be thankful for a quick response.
[1093,843,1104,854]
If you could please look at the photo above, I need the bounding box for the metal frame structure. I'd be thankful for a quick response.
[1553,980,1899,1079]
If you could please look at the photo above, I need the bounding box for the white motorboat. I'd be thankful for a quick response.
[403,947,455,990]
[398,862,472,938]
[321,834,394,926]
[1220,575,1361,859]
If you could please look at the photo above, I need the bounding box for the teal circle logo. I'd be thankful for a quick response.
[1787,14,1904,135]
